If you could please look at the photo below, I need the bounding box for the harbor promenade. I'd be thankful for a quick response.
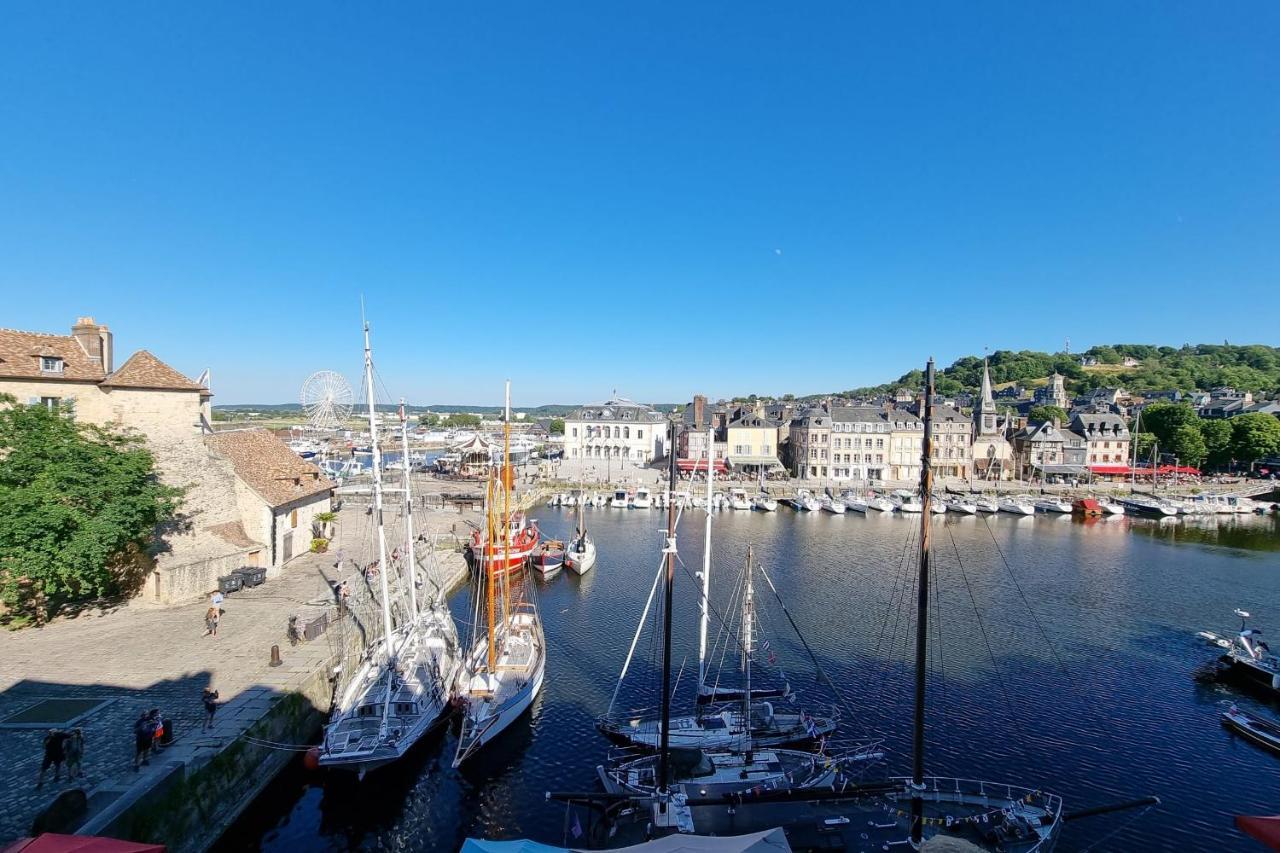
[0,497,472,845]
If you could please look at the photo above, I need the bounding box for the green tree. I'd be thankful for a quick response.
[1199,419,1233,469]
[548,418,565,435]
[1139,402,1201,450]
[1027,405,1068,425]
[0,396,180,624]
[443,413,482,428]
[418,412,441,427]
[1229,413,1280,465]
[1133,432,1157,461]
[1169,424,1207,468]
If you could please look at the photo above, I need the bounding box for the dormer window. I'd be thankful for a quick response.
[41,356,64,374]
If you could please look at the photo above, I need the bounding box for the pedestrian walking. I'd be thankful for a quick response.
[149,709,165,752]
[36,728,69,788]
[63,728,85,779]
[202,688,220,731]
[205,605,220,637]
[132,712,152,771]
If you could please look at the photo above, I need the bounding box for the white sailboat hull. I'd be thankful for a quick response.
[454,608,546,766]
[565,536,597,574]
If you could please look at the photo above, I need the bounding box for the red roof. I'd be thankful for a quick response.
[1089,465,1131,475]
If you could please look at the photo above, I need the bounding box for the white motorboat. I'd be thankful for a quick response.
[729,488,752,510]
[751,493,778,512]
[974,496,1000,513]
[562,493,578,507]
[319,329,459,777]
[998,495,1036,515]
[792,489,821,512]
[892,490,923,513]
[590,492,605,508]
[944,496,978,514]
[820,494,846,514]
[610,488,630,508]
[928,497,947,515]
[867,494,895,512]
[1095,497,1126,515]
[842,492,869,513]
[455,383,547,767]
[1116,495,1178,517]
[631,486,653,509]
[546,493,564,507]
[1034,497,1073,514]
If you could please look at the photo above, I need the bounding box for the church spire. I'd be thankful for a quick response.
[980,358,994,405]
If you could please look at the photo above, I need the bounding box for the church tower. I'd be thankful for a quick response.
[975,359,998,437]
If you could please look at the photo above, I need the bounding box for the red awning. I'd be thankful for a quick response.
[2,836,165,853]
[1088,465,1131,475]
[676,458,727,473]
[1236,815,1280,850]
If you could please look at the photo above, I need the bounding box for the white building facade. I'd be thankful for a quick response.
[563,396,669,464]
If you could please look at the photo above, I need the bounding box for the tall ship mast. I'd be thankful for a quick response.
[318,316,460,777]
[454,380,548,766]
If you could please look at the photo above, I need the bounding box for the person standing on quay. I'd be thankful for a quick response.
[202,688,220,731]
[205,605,220,637]
[63,728,85,779]
[132,711,152,771]
[36,728,69,788]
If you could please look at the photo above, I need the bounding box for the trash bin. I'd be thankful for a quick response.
[218,574,243,594]
[233,566,267,587]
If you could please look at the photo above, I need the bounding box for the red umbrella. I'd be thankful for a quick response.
[1237,815,1280,850]
[2,836,165,853]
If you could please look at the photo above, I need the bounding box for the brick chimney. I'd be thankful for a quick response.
[71,317,113,372]
[693,394,706,430]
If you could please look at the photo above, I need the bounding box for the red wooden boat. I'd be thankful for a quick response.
[470,510,539,575]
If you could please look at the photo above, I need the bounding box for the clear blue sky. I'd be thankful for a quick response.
[2,3,1276,406]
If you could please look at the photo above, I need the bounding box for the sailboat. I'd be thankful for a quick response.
[319,324,460,776]
[599,427,859,796]
[565,484,597,575]
[454,381,548,767]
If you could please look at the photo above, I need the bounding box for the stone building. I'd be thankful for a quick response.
[1033,372,1069,409]
[725,412,783,475]
[788,408,831,479]
[970,360,1014,480]
[926,404,972,479]
[563,395,669,465]
[828,407,893,481]
[0,316,334,604]
[887,409,925,482]
[1069,412,1132,470]
[1011,420,1066,480]
[205,429,334,571]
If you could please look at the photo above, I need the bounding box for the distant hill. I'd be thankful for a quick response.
[213,402,682,417]
[837,344,1280,399]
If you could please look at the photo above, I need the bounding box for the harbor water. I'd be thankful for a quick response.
[216,506,1280,852]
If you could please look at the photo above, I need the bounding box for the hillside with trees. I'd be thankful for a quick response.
[842,343,1280,399]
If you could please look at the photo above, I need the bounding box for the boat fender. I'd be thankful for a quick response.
[1271,673,1280,690]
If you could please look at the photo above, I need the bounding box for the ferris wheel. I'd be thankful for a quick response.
[301,370,354,430]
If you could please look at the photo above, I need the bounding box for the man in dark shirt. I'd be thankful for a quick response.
[36,728,69,788]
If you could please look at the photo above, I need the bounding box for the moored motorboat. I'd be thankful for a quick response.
[528,540,565,577]
[820,494,846,514]
[631,486,653,509]
[610,488,630,508]
[1034,497,1073,514]
[974,495,1000,513]
[1223,705,1280,755]
[945,496,978,514]
[892,490,923,513]
[998,494,1036,515]
[751,493,778,512]
[842,491,869,513]
[1117,496,1177,517]
[792,489,820,511]
[729,488,752,510]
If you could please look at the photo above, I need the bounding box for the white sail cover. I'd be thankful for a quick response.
[461,828,791,853]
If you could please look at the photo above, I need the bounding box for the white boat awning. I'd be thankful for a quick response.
[727,455,785,469]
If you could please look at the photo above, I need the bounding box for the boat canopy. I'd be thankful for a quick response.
[461,828,793,853]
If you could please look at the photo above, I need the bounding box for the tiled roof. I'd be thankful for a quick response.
[206,429,334,508]
[101,350,204,391]
[0,327,106,381]
[569,397,667,422]
[207,521,260,550]
[728,413,780,429]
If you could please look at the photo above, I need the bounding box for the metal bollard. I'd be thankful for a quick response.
[269,644,282,667]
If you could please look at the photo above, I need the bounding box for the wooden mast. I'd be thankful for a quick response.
[742,545,754,764]
[399,399,419,622]
[502,380,512,626]
[657,420,679,793]
[911,358,936,844]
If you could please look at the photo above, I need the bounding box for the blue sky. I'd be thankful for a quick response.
[2,3,1276,406]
